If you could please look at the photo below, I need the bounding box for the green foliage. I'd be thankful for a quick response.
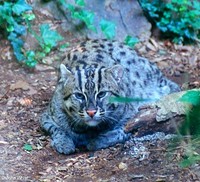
[180,152,200,168]
[73,10,96,31]
[179,90,200,136]
[25,50,37,67]
[75,0,85,7]
[59,0,139,42]
[25,23,64,67]
[39,24,63,53]
[179,90,200,106]
[58,0,116,39]
[58,0,96,31]
[139,0,200,44]
[0,0,34,61]
[0,0,64,67]
[23,143,33,151]
[100,19,116,40]
[175,90,200,167]
[124,35,139,48]
[1,0,138,67]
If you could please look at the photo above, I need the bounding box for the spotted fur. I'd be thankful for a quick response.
[40,39,180,154]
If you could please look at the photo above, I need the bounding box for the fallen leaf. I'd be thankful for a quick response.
[6,97,15,106]
[27,87,37,95]
[0,141,9,144]
[18,98,33,106]
[118,162,128,170]
[146,42,157,52]
[10,80,30,91]
[23,144,33,151]
[0,120,7,130]
[149,38,158,49]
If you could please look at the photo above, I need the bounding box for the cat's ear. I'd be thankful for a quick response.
[106,64,124,82]
[59,64,73,82]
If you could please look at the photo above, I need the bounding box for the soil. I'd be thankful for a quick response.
[0,38,200,182]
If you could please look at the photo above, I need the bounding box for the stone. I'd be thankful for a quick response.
[30,0,151,44]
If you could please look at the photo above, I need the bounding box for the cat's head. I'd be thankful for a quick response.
[59,63,125,130]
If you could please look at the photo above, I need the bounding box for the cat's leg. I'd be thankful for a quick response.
[87,128,130,151]
[51,131,75,154]
[40,111,76,154]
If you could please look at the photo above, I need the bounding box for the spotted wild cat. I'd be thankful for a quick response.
[40,39,180,154]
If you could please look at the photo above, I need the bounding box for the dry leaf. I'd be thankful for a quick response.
[118,162,128,170]
[146,42,157,52]
[18,98,33,106]
[10,80,30,91]
[149,38,158,49]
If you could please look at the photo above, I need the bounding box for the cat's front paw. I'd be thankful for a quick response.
[51,136,75,155]
[87,129,130,151]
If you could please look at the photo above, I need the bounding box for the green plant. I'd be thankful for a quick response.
[24,23,64,67]
[57,0,140,45]
[175,90,200,167]
[179,90,200,136]
[100,19,116,40]
[23,143,33,151]
[0,0,64,67]
[139,0,200,44]
[58,0,116,39]
[0,0,34,61]
[124,35,139,48]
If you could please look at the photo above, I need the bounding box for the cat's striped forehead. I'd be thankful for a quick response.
[74,64,105,94]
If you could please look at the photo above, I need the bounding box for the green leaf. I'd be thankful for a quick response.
[6,25,14,32]
[60,42,70,50]
[109,96,153,103]
[180,155,200,168]
[1,13,15,25]
[13,22,26,35]
[12,0,32,16]
[39,24,63,49]
[66,4,75,12]
[43,45,51,53]
[8,32,24,61]
[75,0,85,6]
[124,35,139,48]
[100,19,116,39]
[25,51,37,67]
[23,13,35,21]
[23,144,33,151]
[179,90,200,106]
[80,10,96,31]
[72,10,96,31]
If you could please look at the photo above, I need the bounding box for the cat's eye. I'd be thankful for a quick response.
[97,91,107,99]
[74,92,85,100]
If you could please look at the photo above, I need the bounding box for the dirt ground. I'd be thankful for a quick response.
[0,38,200,182]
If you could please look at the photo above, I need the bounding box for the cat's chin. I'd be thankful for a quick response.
[85,119,100,127]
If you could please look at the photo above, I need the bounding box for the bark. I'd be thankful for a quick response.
[124,89,200,137]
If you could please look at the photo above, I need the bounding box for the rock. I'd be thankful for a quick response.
[30,0,151,47]
[118,162,128,170]
[82,0,151,41]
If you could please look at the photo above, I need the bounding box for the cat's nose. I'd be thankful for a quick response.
[86,109,97,118]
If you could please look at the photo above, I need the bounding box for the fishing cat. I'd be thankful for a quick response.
[40,39,180,154]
